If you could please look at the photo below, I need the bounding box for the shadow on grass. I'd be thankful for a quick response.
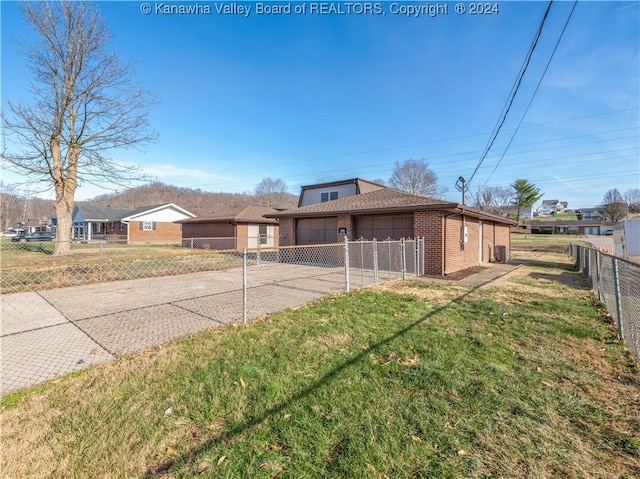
[143,287,478,477]
[527,270,587,289]
[143,254,595,477]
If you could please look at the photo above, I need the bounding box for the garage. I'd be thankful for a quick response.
[296,217,338,245]
[354,214,414,240]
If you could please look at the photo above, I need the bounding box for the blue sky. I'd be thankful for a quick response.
[1,0,639,209]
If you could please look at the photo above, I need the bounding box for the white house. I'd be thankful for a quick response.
[72,203,195,243]
[537,200,568,216]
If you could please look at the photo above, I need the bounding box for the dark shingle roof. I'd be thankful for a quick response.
[267,188,517,225]
[74,204,137,222]
[269,188,455,217]
[178,206,279,225]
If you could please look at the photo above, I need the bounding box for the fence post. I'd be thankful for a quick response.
[360,239,365,287]
[595,249,602,302]
[190,238,194,271]
[373,239,378,284]
[400,238,406,280]
[99,240,103,282]
[413,236,420,277]
[344,236,350,292]
[243,249,247,325]
[388,240,392,280]
[612,257,624,340]
[420,236,427,275]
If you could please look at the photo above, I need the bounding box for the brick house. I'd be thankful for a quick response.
[525,219,616,236]
[178,205,280,249]
[266,180,516,276]
[72,203,195,243]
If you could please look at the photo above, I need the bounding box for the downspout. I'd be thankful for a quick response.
[231,221,237,249]
[443,215,447,275]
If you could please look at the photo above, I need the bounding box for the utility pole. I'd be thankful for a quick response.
[455,176,468,205]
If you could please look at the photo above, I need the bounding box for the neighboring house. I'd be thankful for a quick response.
[525,220,616,235]
[297,178,386,207]
[613,220,640,261]
[178,206,280,249]
[518,206,533,220]
[23,218,47,234]
[72,203,195,243]
[266,179,516,276]
[577,208,603,221]
[537,200,568,216]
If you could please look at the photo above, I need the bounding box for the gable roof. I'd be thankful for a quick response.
[74,203,195,222]
[268,188,516,225]
[120,203,195,221]
[73,203,138,222]
[178,205,279,225]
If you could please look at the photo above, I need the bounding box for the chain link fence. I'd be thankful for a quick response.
[569,244,640,364]
[0,237,425,295]
[1,237,425,393]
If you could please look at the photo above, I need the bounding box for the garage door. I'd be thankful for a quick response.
[296,217,338,245]
[355,214,414,240]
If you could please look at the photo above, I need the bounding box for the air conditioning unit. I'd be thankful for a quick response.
[494,245,508,263]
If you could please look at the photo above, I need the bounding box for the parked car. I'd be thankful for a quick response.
[0,231,17,237]
[11,231,55,242]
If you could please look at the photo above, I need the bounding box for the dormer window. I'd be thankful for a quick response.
[321,191,339,202]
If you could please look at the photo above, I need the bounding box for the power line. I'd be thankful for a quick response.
[479,0,579,189]
[466,0,554,187]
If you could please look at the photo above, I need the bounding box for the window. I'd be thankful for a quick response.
[140,221,156,231]
[258,224,268,245]
[321,191,338,202]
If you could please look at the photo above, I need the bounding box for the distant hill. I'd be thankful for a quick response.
[87,182,298,215]
[0,182,298,230]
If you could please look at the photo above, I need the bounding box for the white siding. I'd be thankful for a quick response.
[247,224,275,248]
[299,183,358,206]
[130,207,193,222]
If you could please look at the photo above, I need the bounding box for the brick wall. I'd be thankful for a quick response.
[443,215,481,275]
[414,211,444,276]
[279,218,295,246]
[337,215,353,242]
[493,223,511,259]
[129,221,183,244]
[482,221,494,262]
[181,222,235,239]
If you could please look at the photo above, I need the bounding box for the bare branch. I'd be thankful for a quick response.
[1,1,156,255]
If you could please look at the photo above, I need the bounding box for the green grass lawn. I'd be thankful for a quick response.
[2,253,638,478]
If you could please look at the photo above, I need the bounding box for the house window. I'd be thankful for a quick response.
[140,221,156,231]
[321,191,338,202]
[259,224,268,245]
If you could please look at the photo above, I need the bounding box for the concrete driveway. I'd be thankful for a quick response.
[0,264,347,396]
[1,259,520,396]
[583,234,614,250]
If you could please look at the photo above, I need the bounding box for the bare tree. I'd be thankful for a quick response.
[1,1,156,255]
[389,158,447,198]
[624,188,640,214]
[0,183,23,231]
[599,189,627,222]
[254,178,290,207]
[472,185,513,217]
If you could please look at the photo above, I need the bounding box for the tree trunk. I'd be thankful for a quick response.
[53,195,74,256]
[51,139,78,256]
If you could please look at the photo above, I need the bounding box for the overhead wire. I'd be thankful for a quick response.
[466,0,554,187]
[479,0,579,189]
